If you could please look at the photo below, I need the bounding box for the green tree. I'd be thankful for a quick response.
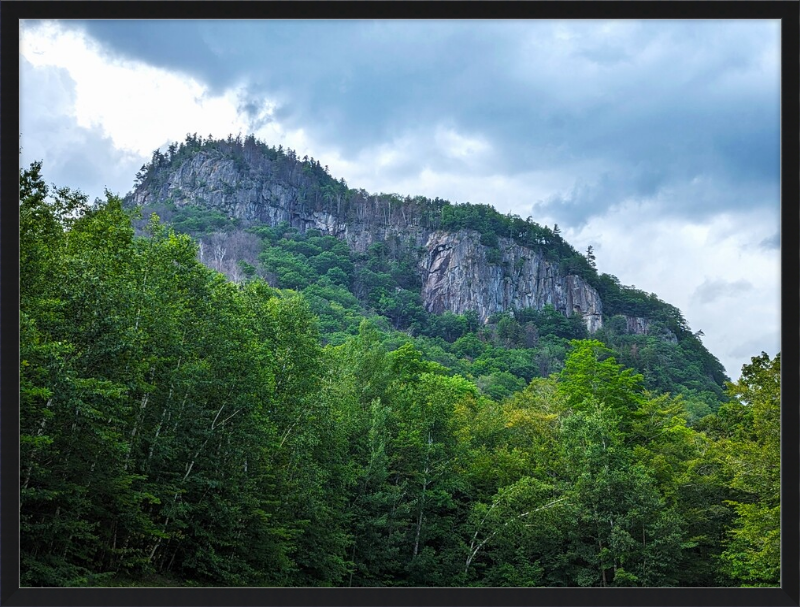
[559,340,646,419]
[551,342,686,586]
[718,352,780,586]
[586,245,596,269]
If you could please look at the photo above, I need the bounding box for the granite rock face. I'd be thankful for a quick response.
[129,150,432,254]
[625,316,652,336]
[129,148,604,331]
[622,315,678,344]
[421,230,602,327]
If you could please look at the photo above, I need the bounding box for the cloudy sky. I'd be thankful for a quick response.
[19,19,781,380]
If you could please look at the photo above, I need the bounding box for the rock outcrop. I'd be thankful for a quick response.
[621,315,678,344]
[129,150,432,254]
[422,230,602,327]
[625,316,651,336]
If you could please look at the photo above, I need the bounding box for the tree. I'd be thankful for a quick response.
[554,404,685,587]
[559,340,646,419]
[586,245,596,269]
[550,341,686,586]
[463,476,564,583]
[718,352,780,586]
[20,180,156,585]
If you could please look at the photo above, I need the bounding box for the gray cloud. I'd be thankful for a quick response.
[33,19,780,232]
[236,95,276,133]
[691,278,755,305]
[535,163,671,228]
[729,331,780,362]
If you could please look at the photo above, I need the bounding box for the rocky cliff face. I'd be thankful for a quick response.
[130,150,431,253]
[625,316,651,336]
[622,315,678,344]
[129,146,603,331]
[422,230,602,327]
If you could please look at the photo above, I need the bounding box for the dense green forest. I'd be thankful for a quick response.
[20,161,780,587]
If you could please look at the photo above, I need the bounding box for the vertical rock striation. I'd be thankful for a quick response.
[421,230,602,329]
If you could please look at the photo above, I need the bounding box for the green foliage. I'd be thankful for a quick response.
[717,353,780,586]
[559,340,646,416]
[476,371,527,401]
[22,161,770,589]
[168,205,239,235]
[593,274,693,336]
[515,304,588,341]
[20,164,350,587]
[260,247,319,289]
[421,312,470,342]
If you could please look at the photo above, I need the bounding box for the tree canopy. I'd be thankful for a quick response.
[19,161,779,588]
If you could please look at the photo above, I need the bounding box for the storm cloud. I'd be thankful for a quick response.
[55,20,780,224]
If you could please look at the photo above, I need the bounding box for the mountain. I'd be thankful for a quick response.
[125,133,728,404]
[127,134,605,329]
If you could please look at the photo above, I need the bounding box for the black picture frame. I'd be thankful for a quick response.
[3,2,798,606]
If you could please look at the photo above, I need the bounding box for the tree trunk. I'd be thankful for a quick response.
[22,398,53,492]
[413,432,433,559]
[599,538,607,587]
[413,472,427,559]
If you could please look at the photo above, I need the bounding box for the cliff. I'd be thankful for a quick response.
[128,138,604,328]
[422,230,602,329]
[129,148,430,252]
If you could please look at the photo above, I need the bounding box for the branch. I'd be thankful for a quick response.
[465,496,568,575]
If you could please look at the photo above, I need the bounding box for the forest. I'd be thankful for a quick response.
[20,160,780,587]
